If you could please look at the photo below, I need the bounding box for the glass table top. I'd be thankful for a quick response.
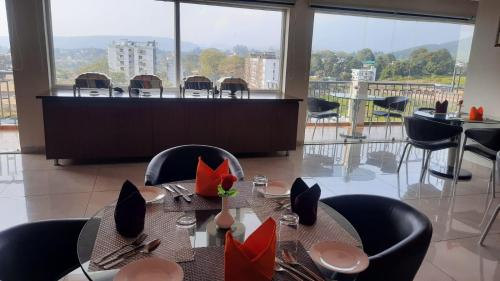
[77,191,362,281]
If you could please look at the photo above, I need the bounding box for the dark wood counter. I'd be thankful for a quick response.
[37,95,301,160]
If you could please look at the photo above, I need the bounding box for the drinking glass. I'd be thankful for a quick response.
[278,212,299,254]
[249,175,268,206]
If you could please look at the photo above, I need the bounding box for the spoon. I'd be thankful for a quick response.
[102,239,161,269]
[282,249,324,281]
[275,263,303,281]
[94,233,148,264]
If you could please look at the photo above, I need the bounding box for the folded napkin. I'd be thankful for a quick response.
[224,218,276,281]
[195,157,229,197]
[435,100,448,114]
[290,178,321,226]
[114,180,146,238]
[469,106,484,121]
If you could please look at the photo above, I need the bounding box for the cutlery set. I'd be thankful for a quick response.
[275,249,324,281]
[163,184,193,203]
[92,234,161,269]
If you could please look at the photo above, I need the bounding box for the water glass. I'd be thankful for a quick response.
[278,212,299,254]
[252,175,268,192]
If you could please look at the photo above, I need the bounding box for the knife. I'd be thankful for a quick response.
[162,184,181,200]
[171,184,192,203]
[175,184,194,196]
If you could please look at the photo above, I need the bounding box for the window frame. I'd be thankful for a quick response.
[44,0,288,94]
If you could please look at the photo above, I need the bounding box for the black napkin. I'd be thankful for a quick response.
[290,178,321,226]
[114,180,146,238]
[435,100,448,114]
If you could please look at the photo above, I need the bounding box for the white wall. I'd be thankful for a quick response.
[463,0,500,120]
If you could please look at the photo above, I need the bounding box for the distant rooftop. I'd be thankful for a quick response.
[249,51,277,59]
[110,39,157,48]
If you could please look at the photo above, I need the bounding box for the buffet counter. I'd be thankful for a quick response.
[37,91,301,161]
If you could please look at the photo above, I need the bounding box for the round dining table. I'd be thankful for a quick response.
[76,182,364,281]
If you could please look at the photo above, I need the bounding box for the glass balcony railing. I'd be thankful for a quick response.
[0,71,16,125]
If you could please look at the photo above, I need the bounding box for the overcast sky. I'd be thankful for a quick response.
[1,0,473,52]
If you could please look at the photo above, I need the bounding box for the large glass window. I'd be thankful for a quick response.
[180,3,283,90]
[307,12,474,143]
[50,0,175,86]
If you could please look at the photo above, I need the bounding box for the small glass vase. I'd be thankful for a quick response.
[214,197,234,229]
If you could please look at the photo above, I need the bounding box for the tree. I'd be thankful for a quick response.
[425,49,454,75]
[356,48,375,62]
[219,55,245,78]
[182,52,200,76]
[77,57,108,74]
[199,48,226,80]
[375,53,395,80]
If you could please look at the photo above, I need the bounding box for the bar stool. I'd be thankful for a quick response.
[397,117,462,183]
[479,151,500,245]
[454,128,500,198]
[307,97,340,140]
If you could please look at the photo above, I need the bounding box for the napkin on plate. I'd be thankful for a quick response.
[290,178,321,226]
[195,157,229,197]
[469,106,484,121]
[435,100,448,114]
[224,218,276,281]
[114,180,146,238]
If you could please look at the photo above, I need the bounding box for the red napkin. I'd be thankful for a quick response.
[469,106,484,121]
[195,157,229,197]
[224,218,276,281]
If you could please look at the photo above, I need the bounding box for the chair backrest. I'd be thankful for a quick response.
[405,116,462,142]
[374,96,409,112]
[0,219,87,281]
[321,195,432,281]
[465,128,500,152]
[144,144,244,185]
[307,98,340,113]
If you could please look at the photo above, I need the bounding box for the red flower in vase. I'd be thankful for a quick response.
[220,174,237,191]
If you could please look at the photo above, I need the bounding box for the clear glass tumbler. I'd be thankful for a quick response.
[278,212,299,254]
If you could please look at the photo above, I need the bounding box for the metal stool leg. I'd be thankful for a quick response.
[420,150,432,183]
[492,160,496,198]
[312,119,319,140]
[479,204,500,246]
[335,116,339,140]
[397,143,411,173]
[368,114,373,133]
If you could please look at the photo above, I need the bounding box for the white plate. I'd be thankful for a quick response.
[114,257,183,281]
[310,241,369,274]
[259,181,290,197]
[138,186,166,203]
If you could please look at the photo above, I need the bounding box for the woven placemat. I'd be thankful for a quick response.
[250,198,361,250]
[180,242,322,281]
[88,204,194,271]
[163,182,252,211]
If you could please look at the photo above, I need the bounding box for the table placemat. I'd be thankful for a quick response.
[180,242,322,281]
[163,181,252,211]
[88,204,194,271]
[250,198,361,250]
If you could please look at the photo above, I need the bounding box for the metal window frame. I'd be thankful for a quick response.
[44,0,288,95]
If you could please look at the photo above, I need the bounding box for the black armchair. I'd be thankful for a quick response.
[321,195,432,281]
[307,97,340,140]
[397,117,463,182]
[0,219,87,281]
[144,144,244,185]
[454,128,500,197]
[368,96,409,139]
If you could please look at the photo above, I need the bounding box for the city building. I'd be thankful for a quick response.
[351,61,377,81]
[244,52,280,89]
[107,40,157,79]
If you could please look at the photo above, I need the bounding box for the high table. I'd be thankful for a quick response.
[413,110,500,180]
[329,93,384,139]
[76,182,363,281]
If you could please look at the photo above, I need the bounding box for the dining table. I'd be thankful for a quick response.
[76,181,364,281]
[329,93,384,139]
[413,110,500,181]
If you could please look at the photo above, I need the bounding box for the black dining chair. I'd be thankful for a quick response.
[0,219,87,281]
[453,128,500,198]
[321,195,432,281]
[397,117,463,183]
[368,96,409,139]
[144,144,244,185]
[307,97,340,140]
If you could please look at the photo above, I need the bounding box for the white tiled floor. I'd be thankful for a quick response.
[0,142,498,281]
